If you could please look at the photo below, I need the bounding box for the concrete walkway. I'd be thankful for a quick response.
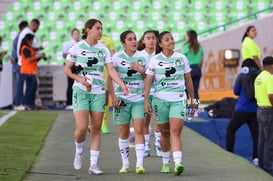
[25,111,273,181]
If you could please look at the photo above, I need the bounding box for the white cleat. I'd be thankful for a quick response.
[73,152,83,170]
[88,165,103,175]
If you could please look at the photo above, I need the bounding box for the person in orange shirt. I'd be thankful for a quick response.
[20,34,45,110]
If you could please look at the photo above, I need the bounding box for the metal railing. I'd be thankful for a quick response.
[175,6,273,45]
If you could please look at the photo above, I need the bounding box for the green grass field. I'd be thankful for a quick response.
[0,111,57,181]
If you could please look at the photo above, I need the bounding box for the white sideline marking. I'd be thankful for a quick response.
[0,111,17,126]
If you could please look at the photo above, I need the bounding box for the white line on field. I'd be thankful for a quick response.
[0,111,17,126]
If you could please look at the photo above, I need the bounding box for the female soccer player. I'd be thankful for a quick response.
[108,30,148,174]
[64,18,129,175]
[144,31,195,176]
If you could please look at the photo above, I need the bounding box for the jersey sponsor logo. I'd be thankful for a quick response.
[158,61,164,66]
[165,67,176,77]
[128,82,140,86]
[81,51,87,56]
[87,57,98,67]
[127,67,137,76]
[121,61,126,66]
[160,82,178,86]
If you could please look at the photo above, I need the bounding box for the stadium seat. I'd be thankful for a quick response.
[250,1,272,16]
[172,1,188,11]
[190,0,206,11]
[0,21,6,31]
[9,2,23,12]
[232,0,250,15]
[2,11,17,22]
[151,1,163,11]
[170,11,183,21]
[1,0,272,65]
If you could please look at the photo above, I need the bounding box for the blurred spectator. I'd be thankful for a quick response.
[241,25,262,70]
[15,18,43,110]
[20,34,45,110]
[10,20,28,107]
[182,30,204,102]
[254,56,273,176]
[226,58,260,165]
[62,28,80,110]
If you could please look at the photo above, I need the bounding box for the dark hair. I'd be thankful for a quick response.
[20,33,34,52]
[120,30,135,43]
[82,19,102,39]
[31,18,40,25]
[71,28,80,35]
[241,58,259,69]
[155,31,171,54]
[185,30,200,54]
[19,20,28,31]
[137,30,159,50]
[263,56,273,67]
[241,25,255,42]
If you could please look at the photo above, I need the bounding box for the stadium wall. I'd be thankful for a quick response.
[198,13,273,101]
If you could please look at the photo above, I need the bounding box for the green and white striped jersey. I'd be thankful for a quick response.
[112,50,149,102]
[146,52,191,102]
[140,49,155,95]
[66,40,111,94]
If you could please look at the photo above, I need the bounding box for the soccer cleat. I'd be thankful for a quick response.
[174,164,184,176]
[154,144,162,157]
[88,165,103,175]
[253,158,259,166]
[136,167,145,174]
[65,105,73,110]
[101,125,109,134]
[144,148,150,157]
[119,168,130,173]
[73,152,83,170]
[14,105,26,111]
[160,164,170,173]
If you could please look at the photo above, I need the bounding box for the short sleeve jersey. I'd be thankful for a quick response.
[242,37,261,60]
[182,43,204,65]
[98,35,115,51]
[66,40,111,94]
[140,49,155,95]
[254,70,273,107]
[146,52,191,102]
[62,39,76,57]
[112,50,149,102]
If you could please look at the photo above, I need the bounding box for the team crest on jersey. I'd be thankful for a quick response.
[98,50,103,58]
[137,59,144,66]
[175,59,182,67]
